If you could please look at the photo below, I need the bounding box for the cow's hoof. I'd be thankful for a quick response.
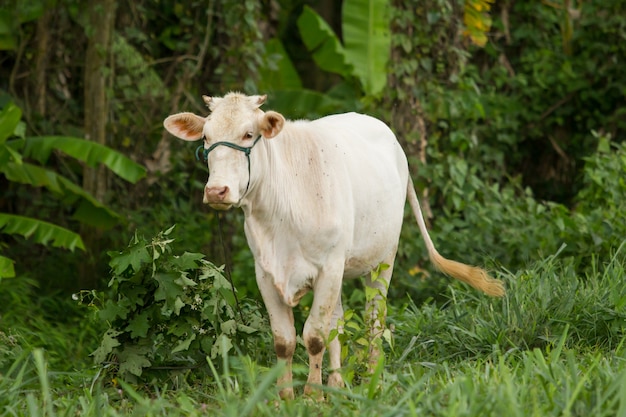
[327,372,345,388]
[303,384,324,401]
[279,387,294,401]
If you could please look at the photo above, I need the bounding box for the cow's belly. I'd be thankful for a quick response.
[342,176,406,279]
[343,224,402,279]
[344,257,379,279]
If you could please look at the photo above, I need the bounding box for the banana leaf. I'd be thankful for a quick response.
[2,161,120,228]
[342,0,391,96]
[297,6,352,77]
[23,136,146,183]
[0,213,85,251]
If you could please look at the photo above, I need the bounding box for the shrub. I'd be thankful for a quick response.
[92,226,270,381]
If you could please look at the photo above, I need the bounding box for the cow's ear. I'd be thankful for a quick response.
[260,111,285,139]
[163,112,205,141]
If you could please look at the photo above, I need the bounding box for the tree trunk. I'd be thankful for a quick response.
[81,0,116,288]
[34,7,53,117]
[83,0,116,202]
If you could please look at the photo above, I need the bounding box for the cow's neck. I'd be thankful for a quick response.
[242,121,330,232]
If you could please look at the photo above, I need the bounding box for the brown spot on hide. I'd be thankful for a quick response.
[274,336,294,359]
[306,337,324,356]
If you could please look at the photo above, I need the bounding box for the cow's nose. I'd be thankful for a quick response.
[205,185,229,202]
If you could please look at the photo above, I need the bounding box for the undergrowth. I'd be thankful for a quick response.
[1,241,625,416]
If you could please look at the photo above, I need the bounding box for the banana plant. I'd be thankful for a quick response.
[297,0,391,97]
[0,102,146,278]
[256,0,390,118]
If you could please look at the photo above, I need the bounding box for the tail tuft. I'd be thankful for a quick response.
[430,250,505,297]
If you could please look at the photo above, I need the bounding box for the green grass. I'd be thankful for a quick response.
[2,247,626,416]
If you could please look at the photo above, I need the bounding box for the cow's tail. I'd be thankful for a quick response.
[407,179,505,297]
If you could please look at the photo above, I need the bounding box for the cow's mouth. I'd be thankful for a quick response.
[208,202,233,210]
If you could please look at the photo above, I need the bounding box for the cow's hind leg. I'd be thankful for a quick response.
[327,296,345,389]
[364,256,394,373]
[303,265,343,397]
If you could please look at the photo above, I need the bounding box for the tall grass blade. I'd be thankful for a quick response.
[32,349,55,417]
[239,362,285,417]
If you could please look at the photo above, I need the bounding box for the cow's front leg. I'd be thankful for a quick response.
[256,269,297,400]
[303,266,343,397]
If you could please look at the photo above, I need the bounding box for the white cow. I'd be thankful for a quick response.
[164,92,504,399]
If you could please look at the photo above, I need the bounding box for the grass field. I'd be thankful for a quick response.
[2,246,626,416]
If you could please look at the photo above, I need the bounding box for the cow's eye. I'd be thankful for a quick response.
[243,132,254,140]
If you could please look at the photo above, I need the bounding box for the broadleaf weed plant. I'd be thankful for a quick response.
[91,226,270,381]
[333,263,392,392]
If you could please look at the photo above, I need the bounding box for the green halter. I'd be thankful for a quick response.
[195,135,263,198]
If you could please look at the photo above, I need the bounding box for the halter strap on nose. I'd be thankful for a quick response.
[195,135,263,200]
[195,135,262,162]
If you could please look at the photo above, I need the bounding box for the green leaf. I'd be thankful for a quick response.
[170,251,205,271]
[109,243,151,275]
[2,161,121,228]
[220,319,237,335]
[154,272,185,310]
[91,329,121,364]
[210,334,233,359]
[98,299,129,321]
[175,274,197,288]
[0,103,22,144]
[0,255,15,278]
[126,311,151,338]
[23,136,146,183]
[0,213,85,251]
[168,320,192,337]
[1,143,23,165]
[173,297,185,315]
[342,0,391,96]
[118,347,151,377]
[297,6,352,77]
[237,323,259,334]
[171,333,196,354]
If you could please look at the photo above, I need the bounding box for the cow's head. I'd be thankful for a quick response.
[163,93,285,209]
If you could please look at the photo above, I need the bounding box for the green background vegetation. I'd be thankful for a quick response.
[1,0,626,415]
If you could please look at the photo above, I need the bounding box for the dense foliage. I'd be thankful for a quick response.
[92,226,269,380]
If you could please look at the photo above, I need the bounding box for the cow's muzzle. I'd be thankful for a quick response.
[204,185,233,209]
